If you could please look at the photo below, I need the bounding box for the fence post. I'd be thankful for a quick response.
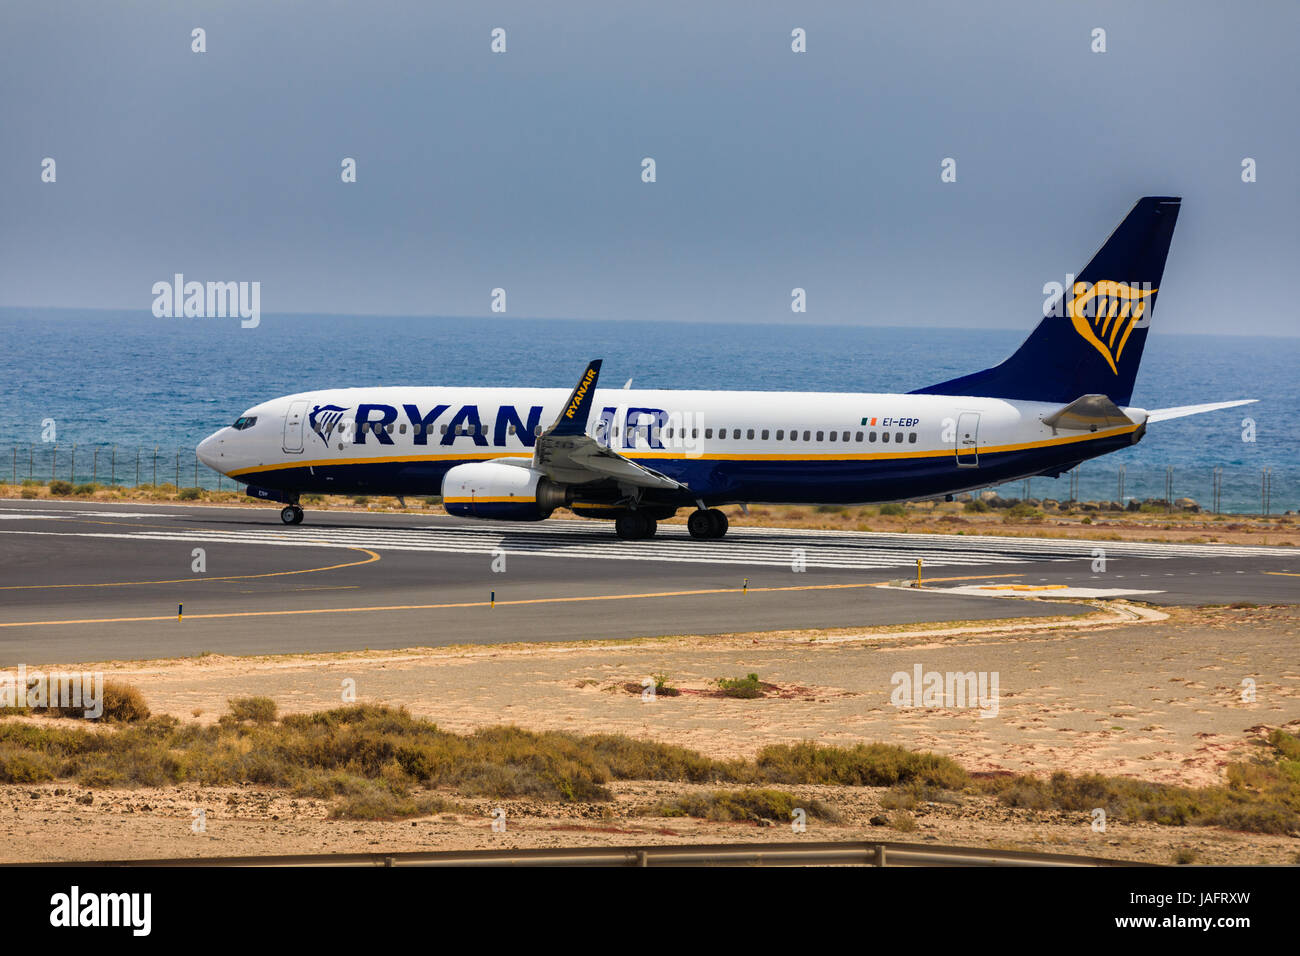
[152,445,158,487]
[1165,465,1173,513]
[92,447,98,484]
[194,453,198,489]
[11,448,15,485]
[1117,464,1125,503]
[111,445,116,486]
[175,446,179,489]
[70,443,76,484]
[29,444,33,480]
[135,447,140,487]
[51,444,57,483]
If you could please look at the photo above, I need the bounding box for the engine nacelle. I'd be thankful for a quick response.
[441,462,567,521]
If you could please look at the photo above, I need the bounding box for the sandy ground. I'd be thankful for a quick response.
[2,601,1297,864]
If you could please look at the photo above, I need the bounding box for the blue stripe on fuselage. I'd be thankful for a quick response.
[235,431,1135,506]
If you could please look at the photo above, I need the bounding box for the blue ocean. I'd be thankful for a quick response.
[1,308,1294,514]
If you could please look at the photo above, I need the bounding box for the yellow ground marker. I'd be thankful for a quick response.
[979,584,1070,591]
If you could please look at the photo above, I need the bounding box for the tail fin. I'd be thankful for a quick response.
[912,196,1181,406]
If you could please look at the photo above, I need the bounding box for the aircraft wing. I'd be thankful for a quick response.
[1145,399,1257,423]
[531,360,686,491]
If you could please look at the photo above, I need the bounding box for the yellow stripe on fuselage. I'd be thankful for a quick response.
[443,496,529,504]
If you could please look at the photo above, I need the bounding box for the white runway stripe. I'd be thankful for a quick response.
[3,518,1296,572]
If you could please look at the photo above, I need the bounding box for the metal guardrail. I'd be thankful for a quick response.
[23,840,1148,868]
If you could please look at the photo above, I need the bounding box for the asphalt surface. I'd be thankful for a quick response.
[0,498,1296,664]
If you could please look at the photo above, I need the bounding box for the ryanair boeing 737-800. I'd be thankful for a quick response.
[197,197,1254,539]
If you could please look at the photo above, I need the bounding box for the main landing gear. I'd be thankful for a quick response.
[280,505,304,525]
[614,512,657,540]
[687,508,728,540]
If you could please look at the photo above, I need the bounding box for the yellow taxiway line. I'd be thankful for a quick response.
[0,573,1028,629]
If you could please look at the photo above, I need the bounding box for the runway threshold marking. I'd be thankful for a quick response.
[0,548,381,590]
[0,574,1027,629]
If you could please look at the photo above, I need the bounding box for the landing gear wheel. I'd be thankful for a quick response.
[688,508,728,539]
[614,512,653,540]
[281,505,304,525]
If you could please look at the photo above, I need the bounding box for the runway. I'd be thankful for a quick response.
[0,498,1296,664]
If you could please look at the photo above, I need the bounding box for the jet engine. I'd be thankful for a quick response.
[441,462,569,520]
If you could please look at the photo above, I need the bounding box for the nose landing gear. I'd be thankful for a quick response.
[280,505,304,525]
[687,508,728,539]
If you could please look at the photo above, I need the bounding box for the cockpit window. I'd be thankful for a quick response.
[232,416,257,430]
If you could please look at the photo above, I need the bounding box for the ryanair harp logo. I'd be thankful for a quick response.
[308,404,349,444]
[1067,280,1157,374]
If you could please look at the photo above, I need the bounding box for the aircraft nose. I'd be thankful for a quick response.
[196,430,225,470]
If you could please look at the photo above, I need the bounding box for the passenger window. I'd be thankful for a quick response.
[775,429,783,440]
[882,432,890,443]
[733,429,740,439]
[829,431,837,441]
[790,430,798,441]
[816,431,824,442]
[705,428,713,439]
[440,425,448,435]
[665,427,673,439]
[508,424,516,435]
[856,431,863,442]
[534,425,543,436]
[399,424,407,434]
[896,432,904,443]
[692,428,699,439]
[802,431,810,441]
[761,429,769,440]
[869,431,877,442]
[909,432,917,443]
[747,429,754,440]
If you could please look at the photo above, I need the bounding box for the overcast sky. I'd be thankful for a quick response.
[2,0,1296,334]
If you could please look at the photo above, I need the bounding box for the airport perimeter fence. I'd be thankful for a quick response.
[0,443,1292,515]
[4,443,240,496]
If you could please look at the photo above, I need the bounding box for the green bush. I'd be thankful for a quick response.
[72,483,98,496]
[649,788,841,823]
[225,696,278,724]
[177,487,202,500]
[964,498,989,513]
[716,673,764,699]
[48,480,73,496]
[878,502,907,517]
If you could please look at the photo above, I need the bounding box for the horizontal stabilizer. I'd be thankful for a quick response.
[1041,394,1137,432]
[1146,399,1257,423]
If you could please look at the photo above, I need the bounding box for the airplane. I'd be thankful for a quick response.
[197,196,1255,540]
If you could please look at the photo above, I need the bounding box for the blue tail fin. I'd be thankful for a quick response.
[912,196,1181,406]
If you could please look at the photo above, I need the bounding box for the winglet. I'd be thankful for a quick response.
[548,360,603,436]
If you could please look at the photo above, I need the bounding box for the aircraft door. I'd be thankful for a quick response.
[955,411,980,467]
[282,400,309,454]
